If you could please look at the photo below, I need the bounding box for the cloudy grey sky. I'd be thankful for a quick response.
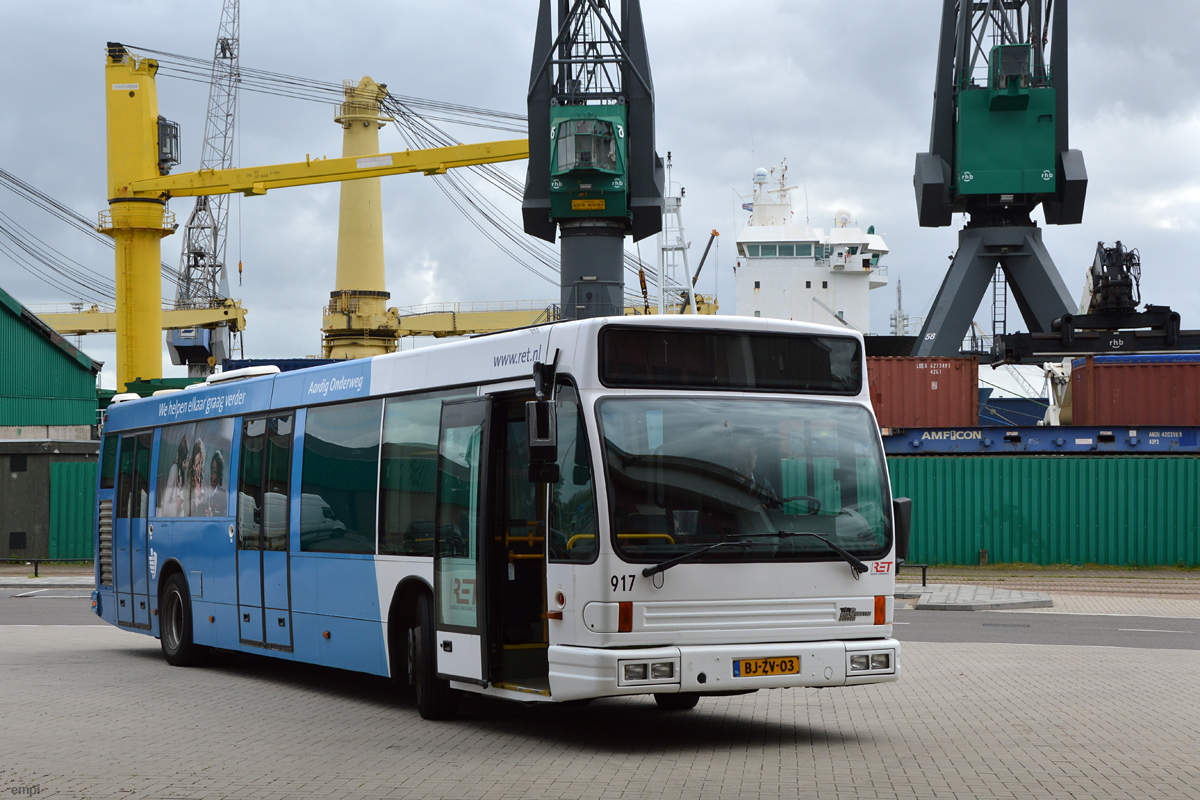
[2,1,1199,389]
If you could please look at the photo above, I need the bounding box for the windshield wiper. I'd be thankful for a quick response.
[640,531,869,578]
[743,530,869,574]
[641,539,754,578]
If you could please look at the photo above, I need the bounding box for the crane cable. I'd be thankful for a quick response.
[0,167,186,304]
[6,45,664,308]
[133,46,662,291]
[128,46,526,133]
[384,94,661,290]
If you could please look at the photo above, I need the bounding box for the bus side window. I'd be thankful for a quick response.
[134,431,153,519]
[264,416,293,551]
[238,418,267,550]
[116,435,135,519]
[378,390,473,556]
[100,433,118,491]
[300,399,382,554]
[548,383,598,562]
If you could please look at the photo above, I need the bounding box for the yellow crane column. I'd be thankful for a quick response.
[322,77,401,359]
[102,44,176,390]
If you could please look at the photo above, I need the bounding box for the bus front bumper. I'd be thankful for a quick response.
[547,639,901,702]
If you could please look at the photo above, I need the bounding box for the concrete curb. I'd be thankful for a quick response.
[918,599,1055,611]
[896,583,1054,611]
[2,578,95,589]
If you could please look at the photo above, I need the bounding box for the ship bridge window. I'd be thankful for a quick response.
[747,243,818,258]
[848,246,859,255]
[555,119,618,173]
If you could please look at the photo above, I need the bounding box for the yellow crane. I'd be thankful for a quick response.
[325,77,718,349]
[90,44,527,390]
[390,297,718,338]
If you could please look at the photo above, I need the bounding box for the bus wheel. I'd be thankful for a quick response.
[160,574,206,667]
[654,692,699,711]
[411,593,458,720]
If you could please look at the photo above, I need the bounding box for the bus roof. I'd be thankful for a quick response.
[102,316,864,433]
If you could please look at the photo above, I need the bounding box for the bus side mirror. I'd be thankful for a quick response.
[526,400,559,483]
[892,497,912,564]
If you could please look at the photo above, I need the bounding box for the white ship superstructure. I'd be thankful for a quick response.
[734,166,888,332]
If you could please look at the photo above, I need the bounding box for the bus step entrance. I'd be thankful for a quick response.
[496,519,549,689]
[492,676,551,697]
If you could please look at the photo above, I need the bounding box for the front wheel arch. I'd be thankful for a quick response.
[386,577,433,688]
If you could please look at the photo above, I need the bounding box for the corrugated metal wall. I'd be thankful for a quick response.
[0,308,97,426]
[888,455,1200,566]
[49,462,97,559]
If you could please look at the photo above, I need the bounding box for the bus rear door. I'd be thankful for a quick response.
[114,431,153,629]
[236,415,295,650]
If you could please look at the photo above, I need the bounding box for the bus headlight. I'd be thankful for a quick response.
[619,658,680,685]
[847,649,895,675]
[650,662,674,679]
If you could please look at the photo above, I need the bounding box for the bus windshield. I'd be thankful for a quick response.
[597,397,890,564]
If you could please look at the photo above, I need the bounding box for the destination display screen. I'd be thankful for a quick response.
[599,327,862,394]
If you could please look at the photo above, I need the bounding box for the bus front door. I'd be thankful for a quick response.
[114,432,153,629]
[433,398,492,685]
[236,415,295,650]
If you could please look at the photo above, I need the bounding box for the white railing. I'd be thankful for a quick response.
[395,300,559,317]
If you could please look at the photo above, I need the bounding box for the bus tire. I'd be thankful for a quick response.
[654,692,699,711]
[160,573,206,667]
[411,593,458,720]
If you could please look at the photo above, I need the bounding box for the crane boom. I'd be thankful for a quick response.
[124,140,529,199]
[101,43,529,390]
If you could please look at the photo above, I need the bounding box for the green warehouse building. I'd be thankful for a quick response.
[1,285,102,561]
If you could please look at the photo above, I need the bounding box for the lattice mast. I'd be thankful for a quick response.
[168,0,239,375]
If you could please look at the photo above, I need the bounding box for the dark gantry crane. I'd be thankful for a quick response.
[914,0,1087,357]
[522,0,664,320]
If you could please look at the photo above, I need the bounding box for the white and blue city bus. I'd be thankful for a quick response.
[93,315,909,718]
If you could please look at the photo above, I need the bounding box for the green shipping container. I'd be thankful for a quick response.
[49,462,97,560]
[887,456,1200,567]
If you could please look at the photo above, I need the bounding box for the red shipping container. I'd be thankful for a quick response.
[1069,356,1200,425]
[867,357,979,428]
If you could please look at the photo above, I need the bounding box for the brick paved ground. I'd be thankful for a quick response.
[1025,594,1200,618]
[2,625,1198,799]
